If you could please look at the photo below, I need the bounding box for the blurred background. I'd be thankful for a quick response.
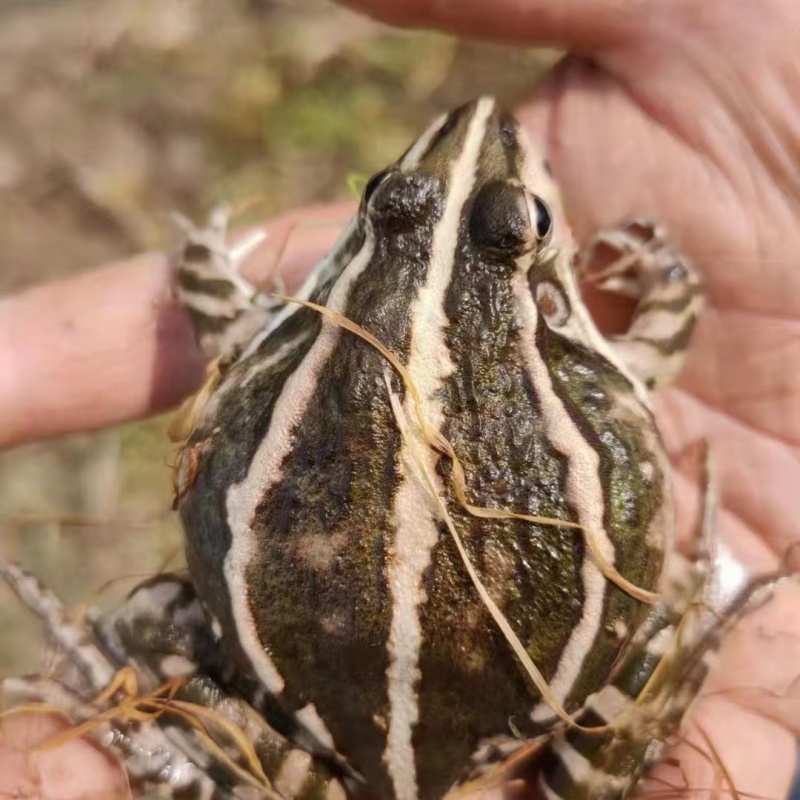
[0,0,554,674]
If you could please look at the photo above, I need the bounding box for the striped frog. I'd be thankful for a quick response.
[172,96,728,800]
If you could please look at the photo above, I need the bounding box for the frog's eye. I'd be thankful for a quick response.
[367,171,440,232]
[532,196,552,242]
[363,168,392,207]
[469,181,534,257]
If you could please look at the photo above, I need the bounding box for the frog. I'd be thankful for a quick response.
[1,95,794,800]
[170,95,716,800]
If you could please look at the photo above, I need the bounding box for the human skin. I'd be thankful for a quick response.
[1,0,800,797]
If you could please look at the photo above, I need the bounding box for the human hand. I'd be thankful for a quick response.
[2,0,799,798]
[0,711,130,799]
[338,0,800,794]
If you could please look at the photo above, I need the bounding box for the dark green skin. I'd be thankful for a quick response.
[178,100,668,800]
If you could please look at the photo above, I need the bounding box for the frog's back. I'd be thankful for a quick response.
[178,97,669,800]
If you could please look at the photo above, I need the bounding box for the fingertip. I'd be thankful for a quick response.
[0,252,206,448]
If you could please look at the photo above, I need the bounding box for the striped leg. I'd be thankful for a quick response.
[174,208,282,359]
[1,560,350,800]
[579,218,704,389]
[98,574,352,800]
[536,462,795,800]
[537,567,795,800]
[454,562,711,800]
[536,570,699,800]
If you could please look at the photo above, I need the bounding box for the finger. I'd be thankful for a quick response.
[651,695,797,800]
[340,0,650,51]
[704,580,800,738]
[0,712,130,800]
[0,204,353,449]
[0,250,204,449]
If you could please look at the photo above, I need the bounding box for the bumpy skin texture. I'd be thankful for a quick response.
[2,1,800,799]
[177,101,674,800]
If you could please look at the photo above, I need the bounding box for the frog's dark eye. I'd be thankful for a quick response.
[367,171,440,232]
[469,181,533,257]
[533,196,552,241]
[363,169,392,207]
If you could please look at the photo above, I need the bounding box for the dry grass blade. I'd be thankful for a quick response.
[273,293,659,604]
[694,724,741,800]
[4,667,277,796]
[386,375,616,732]
[91,671,273,793]
[168,357,223,444]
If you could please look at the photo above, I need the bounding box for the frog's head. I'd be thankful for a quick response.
[357,96,571,277]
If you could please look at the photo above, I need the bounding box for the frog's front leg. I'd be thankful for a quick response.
[579,218,704,389]
[174,208,282,359]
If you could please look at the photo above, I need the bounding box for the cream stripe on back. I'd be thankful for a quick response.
[223,229,376,699]
[509,269,617,722]
[382,96,496,800]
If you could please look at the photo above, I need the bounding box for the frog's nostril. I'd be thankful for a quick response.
[498,112,519,149]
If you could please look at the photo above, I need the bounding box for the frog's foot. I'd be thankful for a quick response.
[451,736,549,800]
[534,456,798,800]
[174,207,282,359]
[0,562,347,800]
[579,217,704,389]
[2,673,217,795]
[0,561,221,797]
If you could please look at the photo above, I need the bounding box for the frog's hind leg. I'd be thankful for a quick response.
[579,218,704,389]
[174,208,282,359]
[533,454,795,800]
